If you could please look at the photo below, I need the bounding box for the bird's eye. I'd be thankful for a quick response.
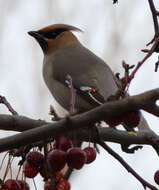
[45,32,57,39]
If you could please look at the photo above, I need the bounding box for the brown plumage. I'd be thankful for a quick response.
[28,24,119,112]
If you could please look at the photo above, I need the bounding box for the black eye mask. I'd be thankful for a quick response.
[38,28,68,39]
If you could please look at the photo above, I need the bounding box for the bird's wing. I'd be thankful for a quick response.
[52,45,119,107]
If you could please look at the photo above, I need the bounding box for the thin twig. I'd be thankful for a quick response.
[114,0,159,96]
[49,105,60,121]
[0,96,18,115]
[3,155,11,181]
[115,37,159,95]
[154,56,159,72]
[148,0,159,45]
[130,37,159,80]
[32,178,38,190]
[98,140,158,190]
[113,61,134,99]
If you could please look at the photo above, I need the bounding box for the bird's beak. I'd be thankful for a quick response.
[28,31,48,53]
[28,31,42,39]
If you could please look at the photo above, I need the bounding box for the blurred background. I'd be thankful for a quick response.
[0,0,159,189]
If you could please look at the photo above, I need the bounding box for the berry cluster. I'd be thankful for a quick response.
[0,136,96,190]
[23,151,44,178]
[0,179,29,190]
[47,136,96,172]
[44,173,70,190]
[104,110,140,128]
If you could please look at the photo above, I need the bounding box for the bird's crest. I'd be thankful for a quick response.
[38,24,82,39]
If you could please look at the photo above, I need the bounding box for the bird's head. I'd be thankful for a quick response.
[28,24,82,54]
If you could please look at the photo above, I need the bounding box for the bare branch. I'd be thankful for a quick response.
[98,140,158,190]
[148,0,159,43]
[130,37,159,82]
[0,114,47,132]
[0,96,18,115]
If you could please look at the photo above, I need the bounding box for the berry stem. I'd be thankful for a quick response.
[9,157,14,179]
[0,152,8,171]
[98,140,158,190]
[3,154,11,181]
[32,178,38,190]
[16,165,22,180]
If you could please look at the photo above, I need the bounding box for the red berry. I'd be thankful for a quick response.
[104,117,122,127]
[55,136,73,152]
[154,170,159,185]
[5,179,20,190]
[44,179,57,190]
[122,111,140,128]
[26,151,44,169]
[0,180,5,190]
[67,147,86,169]
[47,149,67,172]
[0,187,6,190]
[39,162,48,179]
[17,180,29,190]
[56,172,64,182]
[56,179,70,190]
[23,161,38,178]
[83,147,96,164]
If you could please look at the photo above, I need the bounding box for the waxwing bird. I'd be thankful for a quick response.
[28,24,150,131]
[28,24,119,112]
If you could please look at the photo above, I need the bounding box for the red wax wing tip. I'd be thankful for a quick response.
[90,88,97,93]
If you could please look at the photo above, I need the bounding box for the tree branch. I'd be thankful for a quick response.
[148,0,159,43]
[0,96,18,115]
[0,88,159,153]
[98,140,158,190]
[0,114,47,132]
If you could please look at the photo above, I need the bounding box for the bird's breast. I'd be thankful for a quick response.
[42,55,92,112]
